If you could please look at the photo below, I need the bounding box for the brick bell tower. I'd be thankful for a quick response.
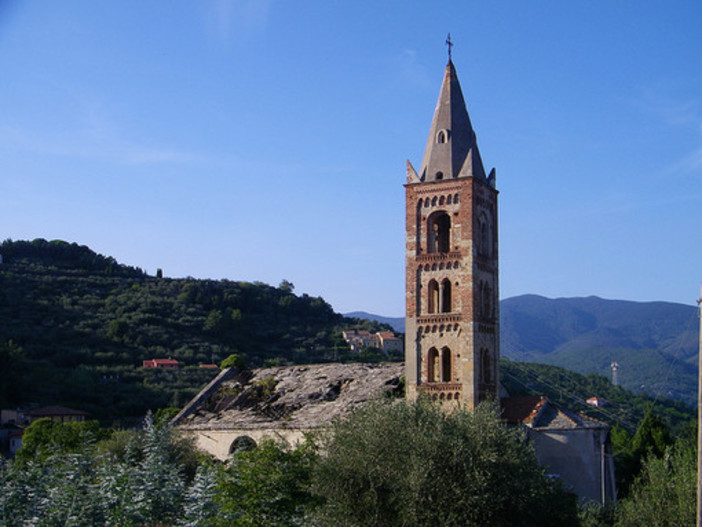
[404,52,499,410]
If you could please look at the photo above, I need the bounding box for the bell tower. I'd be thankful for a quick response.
[404,53,499,410]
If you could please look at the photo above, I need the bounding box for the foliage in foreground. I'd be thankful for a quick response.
[2,400,696,526]
[0,414,187,526]
[313,399,578,527]
[615,441,696,527]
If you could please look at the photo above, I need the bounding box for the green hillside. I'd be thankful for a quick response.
[501,294,699,406]
[500,360,694,435]
[0,239,395,422]
[1,239,696,431]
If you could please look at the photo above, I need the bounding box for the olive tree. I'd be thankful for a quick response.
[312,398,577,527]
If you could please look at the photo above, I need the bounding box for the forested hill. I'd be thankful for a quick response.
[501,294,699,406]
[0,239,394,421]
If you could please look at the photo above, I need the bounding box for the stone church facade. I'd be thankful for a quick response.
[404,59,499,410]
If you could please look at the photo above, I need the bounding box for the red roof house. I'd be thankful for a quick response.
[143,358,180,369]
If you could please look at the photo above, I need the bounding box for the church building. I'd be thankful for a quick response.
[404,53,499,410]
[175,44,615,505]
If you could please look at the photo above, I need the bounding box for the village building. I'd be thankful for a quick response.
[586,396,608,407]
[1,405,88,457]
[341,329,403,354]
[176,50,615,505]
[502,396,615,503]
[27,405,88,424]
[340,329,374,352]
[375,331,403,354]
[142,358,179,369]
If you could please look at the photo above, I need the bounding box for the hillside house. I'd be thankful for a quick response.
[143,358,179,369]
[586,396,608,407]
[376,331,403,354]
[28,405,88,424]
[341,330,374,352]
[341,330,403,354]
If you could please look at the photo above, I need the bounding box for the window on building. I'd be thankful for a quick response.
[441,347,452,382]
[428,347,440,383]
[428,280,439,314]
[428,212,451,253]
[441,279,452,313]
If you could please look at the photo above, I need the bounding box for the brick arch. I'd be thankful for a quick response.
[229,435,257,455]
[427,211,451,254]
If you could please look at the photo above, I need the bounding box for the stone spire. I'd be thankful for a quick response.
[418,60,487,183]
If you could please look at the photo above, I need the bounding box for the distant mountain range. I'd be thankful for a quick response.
[348,295,699,406]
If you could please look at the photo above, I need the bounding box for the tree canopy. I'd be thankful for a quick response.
[312,399,578,527]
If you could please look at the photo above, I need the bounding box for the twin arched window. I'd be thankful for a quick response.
[427,279,452,314]
[428,346,452,383]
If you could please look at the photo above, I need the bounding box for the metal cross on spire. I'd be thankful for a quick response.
[446,33,453,61]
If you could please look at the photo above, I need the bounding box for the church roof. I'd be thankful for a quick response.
[177,362,404,432]
[417,60,488,183]
[501,396,608,431]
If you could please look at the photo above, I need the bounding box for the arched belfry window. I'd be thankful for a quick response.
[428,348,440,383]
[427,280,439,314]
[441,279,452,313]
[477,212,491,257]
[441,347,452,382]
[437,130,447,144]
[427,347,452,384]
[427,212,451,254]
[435,171,444,180]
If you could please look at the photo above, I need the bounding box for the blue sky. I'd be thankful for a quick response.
[1,1,700,316]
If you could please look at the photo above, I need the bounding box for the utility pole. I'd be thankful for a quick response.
[697,285,701,527]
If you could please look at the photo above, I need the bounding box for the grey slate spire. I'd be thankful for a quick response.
[417,60,487,183]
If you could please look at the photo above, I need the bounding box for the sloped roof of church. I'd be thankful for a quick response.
[177,362,404,432]
[417,60,487,183]
[501,395,608,430]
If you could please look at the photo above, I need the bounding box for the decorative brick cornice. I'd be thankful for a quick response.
[416,251,461,262]
[417,314,463,324]
[420,382,461,392]
[413,182,465,194]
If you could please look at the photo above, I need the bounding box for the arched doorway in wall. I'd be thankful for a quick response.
[229,435,257,455]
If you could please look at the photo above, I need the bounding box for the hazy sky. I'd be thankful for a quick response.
[1,1,700,316]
